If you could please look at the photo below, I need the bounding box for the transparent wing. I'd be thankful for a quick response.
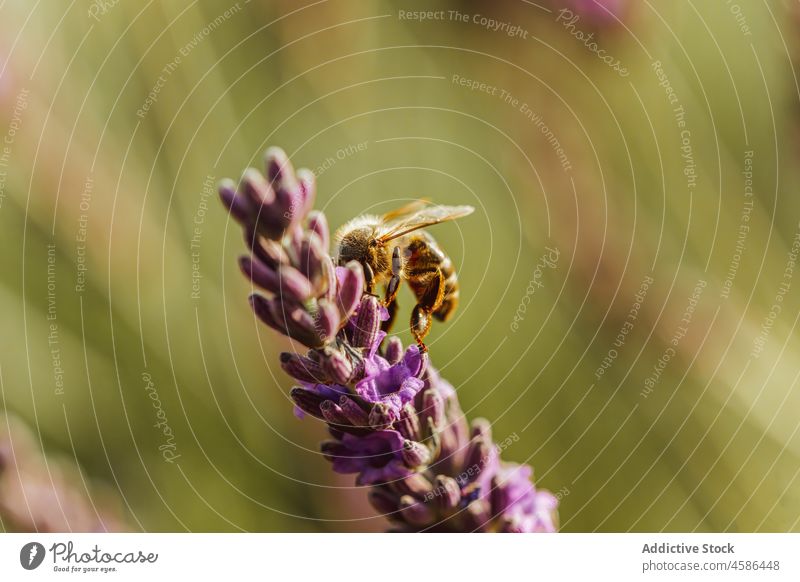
[377,204,475,243]
[380,199,431,223]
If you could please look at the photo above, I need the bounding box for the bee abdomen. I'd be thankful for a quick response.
[433,258,459,321]
[403,233,461,321]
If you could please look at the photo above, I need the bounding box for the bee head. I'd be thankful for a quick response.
[336,225,389,275]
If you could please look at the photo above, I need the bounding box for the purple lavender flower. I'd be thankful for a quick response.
[354,343,425,414]
[491,464,559,533]
[220,147,558,532]
[322,430,411,485]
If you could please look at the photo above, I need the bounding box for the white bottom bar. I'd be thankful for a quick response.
[0,533,797,581]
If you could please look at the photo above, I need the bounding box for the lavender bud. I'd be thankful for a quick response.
[424,417,441,457]
[296,168,317,218]
[289,387,326,419]
[402,440,431,467]
[416,350,429,378]
[320,347,354,384]
[442,404,470,471]
[280,352,327,384]
[248,234,289,270]
[281,302,323,348]
[398,495,433,527]
[273,183,299,231]
[335,262,364,322]
[396,404,421,441]
[248,294,284,336]
[320,440,343,462]
[489,473,508,517]
[265,146,295,185]
[306,210,329,253]
[218,178,250,224]
[338,396,369,427]
[239,256,312,303]
[253,296,320,348]
[419,389,445,432]
[368,488,398,515]
[322,259,337,303]
[384,336,404,364]
[463,499,491,532]
[438,423,465,471]
[241,167,292,239]
[298,236,328,293]
[392,473,434,499]
[368,402,397,430]
[351,295,381,349]
[319,400,350,428]
[240,168,275,208]
[471,418,492,441]
[434,475,462,510]
[314,299,339,345]
[274,265,314,304]
[284,225,305,267]
[463,437,492,482]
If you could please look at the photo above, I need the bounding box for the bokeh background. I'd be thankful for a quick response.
[1,0,799,532]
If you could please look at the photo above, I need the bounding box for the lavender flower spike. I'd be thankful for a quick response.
[220,147,558,532]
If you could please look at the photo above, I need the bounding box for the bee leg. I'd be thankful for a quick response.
[363,262,379,297]
[383,247,403,306]
[410,305,431,351]
[381,248,403,334]
[410,269,445,349]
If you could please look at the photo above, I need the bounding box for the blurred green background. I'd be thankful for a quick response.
[1,0,799,532]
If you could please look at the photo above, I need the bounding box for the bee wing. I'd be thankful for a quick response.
[380,199,431,222]
[377,204,475,243]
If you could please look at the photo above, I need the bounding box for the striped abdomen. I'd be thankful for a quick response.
[401,231,460,321]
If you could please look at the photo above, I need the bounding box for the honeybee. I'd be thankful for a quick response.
[335,201,474,347]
